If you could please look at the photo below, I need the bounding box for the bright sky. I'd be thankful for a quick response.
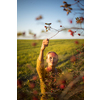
[17,0,84,39]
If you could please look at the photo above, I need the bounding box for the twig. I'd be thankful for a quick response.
[48,26,84,39]
[71,1,78,5]
[72,8,84,10]
[77,3,84,10]
[58,72,84,100]
[63,85,84,100]
[79,2,84,6]
[49,31,60,39]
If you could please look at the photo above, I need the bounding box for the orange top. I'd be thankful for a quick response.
[36,58,62,100]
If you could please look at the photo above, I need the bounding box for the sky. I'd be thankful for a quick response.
[17,0,84,39]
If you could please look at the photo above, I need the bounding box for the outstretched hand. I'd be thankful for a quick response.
[41,39,49,50]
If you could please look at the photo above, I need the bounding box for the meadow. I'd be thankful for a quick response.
[17,39,84,100]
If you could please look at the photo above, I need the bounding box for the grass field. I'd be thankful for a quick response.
[17,39,84,100]
[17,39,84,80]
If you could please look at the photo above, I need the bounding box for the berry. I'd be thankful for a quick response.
[29,82,35,88]
[33,34,36,38]
[17,79,22,88]
[61,80,66,84]
[60,25,62,27]
[76,20,80,23]
[60,84,65,89]
[69,20,72,23]
[44,26,47,28]
[33,76,37,81]
[33,90,38,95]
[75,40,79,44]
[23,32,25,35]
[82,76,84,80]
[70,32,74,36]
[46,67,52,72]
[80,17,84,21]
[32,42,37,46]
[78,33,80,36]
[54,79,56,82]
[68,29,72,32]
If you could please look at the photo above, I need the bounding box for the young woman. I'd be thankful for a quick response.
[36,39,62,100]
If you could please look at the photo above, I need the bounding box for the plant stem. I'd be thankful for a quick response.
[49,31,60,39]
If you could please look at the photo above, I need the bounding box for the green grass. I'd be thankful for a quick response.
[17,39,84,100]
[17,39,84,80]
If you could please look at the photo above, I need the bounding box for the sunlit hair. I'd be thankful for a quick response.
[46,51,58,59]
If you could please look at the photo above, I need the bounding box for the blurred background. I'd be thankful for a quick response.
[17,0,84,39]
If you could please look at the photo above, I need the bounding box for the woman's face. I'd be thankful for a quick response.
[46,53,58,67]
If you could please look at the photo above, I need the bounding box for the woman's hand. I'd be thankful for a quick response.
[41,39,49,50]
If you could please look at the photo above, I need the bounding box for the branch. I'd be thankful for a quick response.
[63,85,84,100]
[71,1,78,5]
[79,2,84,6]
[77,3,84,10]
[67,27,84,30]
[73,12,84,15]
[49,31,59,39]
[47,26,84,39]
[72,8,84,11]
[50,27,60,32]
[58,72,84,100]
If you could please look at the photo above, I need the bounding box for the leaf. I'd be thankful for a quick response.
[68,4,71,6]
[68,10,71,13]
[69,7,72,10]
[76,17,79,20]
[41,30,45,33]
[57,20,61,23]
[46,30,48,32]
[17,33,22,36]
[63,1,67,4]
[65,8,69,11]
[45,23,52,25]
[64,4,68,7]
[67,11,69,15]
[60,5,64,7]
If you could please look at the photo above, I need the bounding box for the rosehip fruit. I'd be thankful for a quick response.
[68,29,72,32]
[75,40,79,44]
[29,82,35,88]
[44,26,47,28]
[33,76,37,81]
[60,84,65,89]
[33,90,38,95]
[32,42,37,46]
[69,20,72,23]
[60,25,62,27]
[17,79,22,88]
[78,33,80,36]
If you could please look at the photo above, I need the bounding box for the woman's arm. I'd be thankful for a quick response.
[36,39,49,81]
[38,39,49,62]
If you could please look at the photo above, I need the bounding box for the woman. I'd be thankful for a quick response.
[36,39,62,100]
